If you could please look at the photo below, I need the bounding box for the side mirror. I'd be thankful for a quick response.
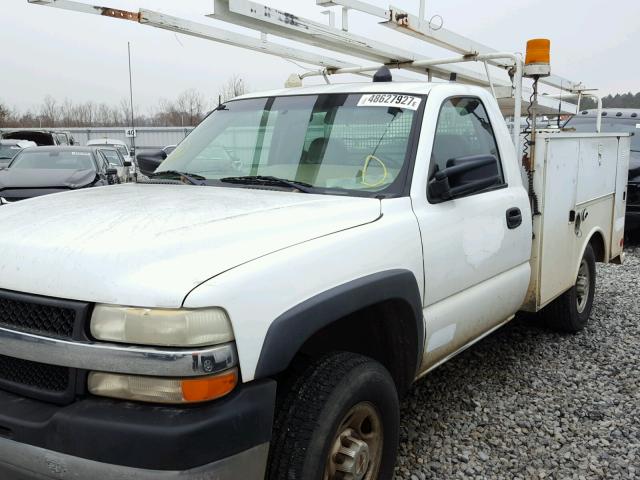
[123,161,132,168]
[136,149,167,176]
[106,168,118,176]
[428,154,500,202]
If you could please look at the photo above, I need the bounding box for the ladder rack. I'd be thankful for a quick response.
[29,0,597,149]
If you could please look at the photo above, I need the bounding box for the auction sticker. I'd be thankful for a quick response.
[357,94,422,111]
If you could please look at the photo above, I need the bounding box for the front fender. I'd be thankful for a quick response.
[254,269,423,379]
[182,197,425,382]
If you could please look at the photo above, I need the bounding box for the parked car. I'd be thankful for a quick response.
[96,147,132,183]
[0,81,629,479]
[87,138,134,175]
[56,131,77,145]
[0,146,119,202]
[1,129,62,146]
[0,140,37,169]
[564,108,640,232]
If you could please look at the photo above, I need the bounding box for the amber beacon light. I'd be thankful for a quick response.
[524,38,551,78]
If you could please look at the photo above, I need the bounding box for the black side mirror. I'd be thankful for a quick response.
[428,154,500,202]
[136,149,167,176]
[106,168,118,176]
[123,161,132,168]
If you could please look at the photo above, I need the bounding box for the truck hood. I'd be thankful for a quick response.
[0,184,380,307]
[0,168,96,189]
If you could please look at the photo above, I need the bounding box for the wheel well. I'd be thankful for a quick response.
[293,299,419,396]
[589,231,606,262]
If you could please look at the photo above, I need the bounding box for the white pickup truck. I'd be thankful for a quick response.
[0,81,629,480]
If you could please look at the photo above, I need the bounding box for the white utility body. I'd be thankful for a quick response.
[0,2,630,480]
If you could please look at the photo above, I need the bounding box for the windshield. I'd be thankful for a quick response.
[100,149,123,166]
[564,116,640,151]
[114,145,129,157]
[91,143,129,158]
[158,93,423,195]
[10,150,96,170]
[0,145,23,160]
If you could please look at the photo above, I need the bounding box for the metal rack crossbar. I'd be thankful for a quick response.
[28,0,597,149]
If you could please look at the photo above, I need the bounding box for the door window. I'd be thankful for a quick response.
[429,97,505,198]
[100,149,124,166]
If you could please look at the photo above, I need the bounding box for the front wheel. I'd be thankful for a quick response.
[540,243,596,332]
[268,352,400,480]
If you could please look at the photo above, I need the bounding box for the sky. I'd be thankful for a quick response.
[1,0,639,114]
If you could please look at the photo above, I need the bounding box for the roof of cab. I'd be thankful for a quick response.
[234,81,437,100]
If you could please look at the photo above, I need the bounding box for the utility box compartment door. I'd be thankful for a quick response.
[537,137,579,306]
[576,137,618,203]
[612,136,631,259]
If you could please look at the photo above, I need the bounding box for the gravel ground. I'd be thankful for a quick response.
[395,240,640,480]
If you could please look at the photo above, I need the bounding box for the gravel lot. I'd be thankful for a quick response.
[395,240,639,480]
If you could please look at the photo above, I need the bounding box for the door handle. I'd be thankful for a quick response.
[506,207,522,229]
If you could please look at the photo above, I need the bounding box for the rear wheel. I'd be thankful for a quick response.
[540,243,596,332]
[268,352,399,480]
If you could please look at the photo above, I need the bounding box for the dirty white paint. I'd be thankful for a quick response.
[426,323,456,352]
[0,184,381,307]
[462,216,505,268]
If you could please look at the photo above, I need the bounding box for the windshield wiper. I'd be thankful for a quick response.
[219,175,314,193]
[149,170,207,185]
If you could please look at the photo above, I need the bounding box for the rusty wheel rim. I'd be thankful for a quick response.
[324,402,383,480]
[576,258,590,314]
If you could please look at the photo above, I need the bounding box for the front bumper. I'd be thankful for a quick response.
[0,438,268,480]
[0,379,275,477]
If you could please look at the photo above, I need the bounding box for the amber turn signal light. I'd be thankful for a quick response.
[182,369,238,403]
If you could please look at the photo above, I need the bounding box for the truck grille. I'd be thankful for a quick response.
[0,289,90,404]
[0,296,76,338]
[0,354,69,393]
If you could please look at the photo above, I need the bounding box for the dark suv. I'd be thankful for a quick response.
[2,129,62,146]
[564,109,640,233]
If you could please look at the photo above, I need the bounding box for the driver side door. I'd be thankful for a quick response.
[413,96,532,373]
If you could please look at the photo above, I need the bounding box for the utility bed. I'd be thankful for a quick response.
[524,132,630,311]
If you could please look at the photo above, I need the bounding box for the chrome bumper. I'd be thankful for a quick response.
[0,437,268,480]
[0,326,236,377]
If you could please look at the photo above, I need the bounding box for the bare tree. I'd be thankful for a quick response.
[219,75,247,103]
[176,88,206,126]
[120,98,134,127]
[0,81,251,128]
[0,102,12,128]
[40,95,59,127]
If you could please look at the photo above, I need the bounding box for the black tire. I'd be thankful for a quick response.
[540,243,596,332]
[268,352,400,480]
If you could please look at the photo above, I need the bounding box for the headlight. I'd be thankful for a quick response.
[91,305,234,347]
[88,368,238,404]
